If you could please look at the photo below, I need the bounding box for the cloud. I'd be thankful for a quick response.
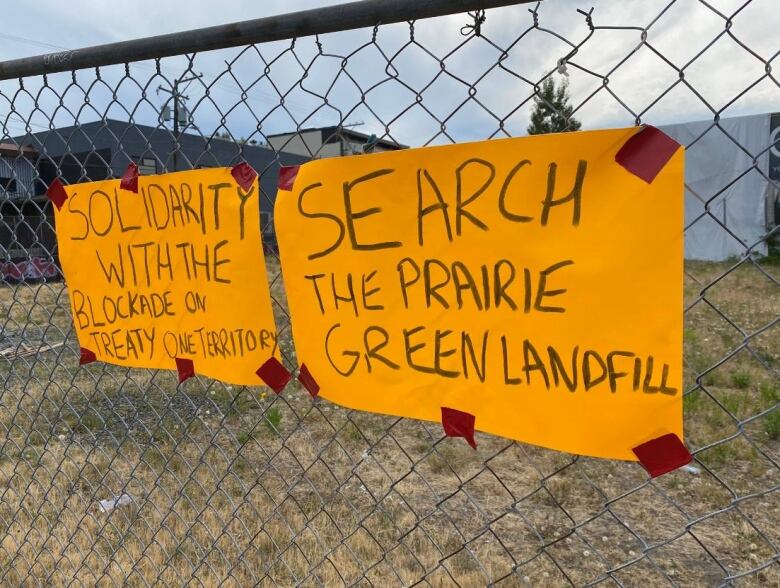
[1,0,777,148]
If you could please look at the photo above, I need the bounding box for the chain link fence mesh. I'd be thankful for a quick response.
[0,0,778,585]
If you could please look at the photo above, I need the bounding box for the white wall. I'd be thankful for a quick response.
[660,114,770,260]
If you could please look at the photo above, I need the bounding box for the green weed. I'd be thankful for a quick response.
[730,371,751,389]
[683,391,702,413]
[721,395,743,417]
[78,412,103,433]
[700,369,720,386]
[264,407,282,433]
[700,442,735,467]
[759,382,778,404]
[763,410,780,441]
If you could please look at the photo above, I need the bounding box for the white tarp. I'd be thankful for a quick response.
[660,114,770,261]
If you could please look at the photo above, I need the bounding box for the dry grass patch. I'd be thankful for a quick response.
[0,258,776,586]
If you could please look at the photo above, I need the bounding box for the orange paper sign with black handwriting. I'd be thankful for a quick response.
[275,128,684,460]
[55,167,278,386]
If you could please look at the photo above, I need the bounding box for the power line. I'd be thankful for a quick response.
[0,32,331,136]
[4,114,48,130]
[0,32,67,52]
[0,32,322,118]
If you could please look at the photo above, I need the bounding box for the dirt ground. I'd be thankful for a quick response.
[0,257,777,587]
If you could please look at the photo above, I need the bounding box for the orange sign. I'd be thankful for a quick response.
[55,167,278,386]
[275,128,684,460]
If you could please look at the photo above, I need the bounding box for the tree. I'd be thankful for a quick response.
[527,77,581,135]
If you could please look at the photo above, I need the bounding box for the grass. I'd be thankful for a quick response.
[264,406,282,433]
[731,371,752,390]
[0,259,776,586]
[764,410,780,441]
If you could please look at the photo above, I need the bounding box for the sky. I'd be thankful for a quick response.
[1,0,778,147]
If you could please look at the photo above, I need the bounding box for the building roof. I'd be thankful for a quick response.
[267,125,407,149]
[11,119,308,208]
[16,118,307,171]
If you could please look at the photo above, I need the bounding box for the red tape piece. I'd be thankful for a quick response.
[175,357,195,384]
[120,162,139,193]
[632,433,692,478]
[231,162,257,191]
[79,347,96,366]
[441,407,477,450]
[46,178,68,210]
[256,357,292,394]
[615,125,681,184]
[298,363,320,398]
[277,165,300,191]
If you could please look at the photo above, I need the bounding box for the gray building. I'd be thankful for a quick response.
[267,125,405,158]
[0,142,37,199]
[19,119,308,252]
[0,142,54,268]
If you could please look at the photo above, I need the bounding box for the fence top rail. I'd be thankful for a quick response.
[0,0,532,81]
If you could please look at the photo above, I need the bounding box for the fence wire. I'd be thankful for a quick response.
[0,0,778,586]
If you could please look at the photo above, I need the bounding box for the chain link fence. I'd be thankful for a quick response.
[0,0,778,585]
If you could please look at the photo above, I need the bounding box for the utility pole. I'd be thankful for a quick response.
[157,73,201,171]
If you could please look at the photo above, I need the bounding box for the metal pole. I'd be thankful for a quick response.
[172,80,179,172]
[0,0,535,80]
[158,73,200,171]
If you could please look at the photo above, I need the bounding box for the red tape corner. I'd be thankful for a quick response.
[79,347,97,366]
[441,407,477,450]
[175,357,195,384]
[256,357,292,394]
[297,363,320,398]
[46,178,69,210]
[632,433,692,478]
[120,162,139,193]
[277,165,300,191]
[615,125,681,184]
[231,162,258,192]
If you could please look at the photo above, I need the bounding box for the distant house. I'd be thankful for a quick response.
[17,119,308,252]
[267,126,406,158]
